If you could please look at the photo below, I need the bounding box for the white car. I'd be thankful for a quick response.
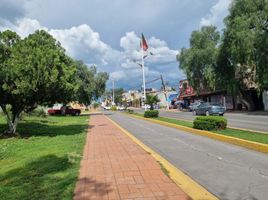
[142,104,151,109]
[117,106,126,111]
[103,106,111,110]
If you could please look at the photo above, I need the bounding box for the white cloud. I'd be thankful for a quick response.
[200,0,233,28]
[120,32,140,51]
[0,17,46,37]
[0,17,180,89]
[119,32,179,67]
[110,71,126,80]
[0,18,121,67]
[49,24,113,64]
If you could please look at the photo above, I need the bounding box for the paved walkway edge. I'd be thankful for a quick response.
[106,116,218,200]
[126,114,268,154]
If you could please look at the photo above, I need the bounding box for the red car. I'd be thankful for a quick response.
[48,106,81,116]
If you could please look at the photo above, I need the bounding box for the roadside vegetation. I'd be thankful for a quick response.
[144,110,159,118]
[177,0,268,111]
[0,114,88,200]
[193,116,227,131]
[0,30,108,136]
[128,112,268,144]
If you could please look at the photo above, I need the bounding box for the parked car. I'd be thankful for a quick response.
[193,102,225,116]
[48,105,81,116]
[117,106,126,111]
[189,102,201,111]
[103,106,111,110]
[142,104,151,109]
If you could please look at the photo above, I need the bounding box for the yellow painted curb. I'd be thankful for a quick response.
[154,115,268,135]
[128,114,268,154]
[106,115,218,200]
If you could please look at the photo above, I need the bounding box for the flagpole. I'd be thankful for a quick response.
[141,43,147,111]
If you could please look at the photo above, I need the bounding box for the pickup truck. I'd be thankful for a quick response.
[48,106,81,116]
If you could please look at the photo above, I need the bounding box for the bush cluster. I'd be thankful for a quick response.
[144,110,159,118]
[28,107,47,118]
[193,116,227,131]
[126,109,134,114]
[110,106,117,111]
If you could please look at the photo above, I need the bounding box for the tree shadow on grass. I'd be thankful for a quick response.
[0,154,113,200]
[0,121,89,138]
[74,177,113,200]
[0,155,75,200]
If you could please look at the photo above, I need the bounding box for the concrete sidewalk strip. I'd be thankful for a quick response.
[74,114,189,200]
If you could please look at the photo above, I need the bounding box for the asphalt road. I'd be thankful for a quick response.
[132,108,268,133]
[107,112,268,200]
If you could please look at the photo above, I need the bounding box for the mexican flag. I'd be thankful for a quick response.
[140,33,148,51]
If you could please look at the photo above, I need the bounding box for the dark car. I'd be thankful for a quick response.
[189,101,202,111]
[193,102,225,116]
[48,105,81,116]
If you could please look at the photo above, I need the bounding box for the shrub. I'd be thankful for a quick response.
[28,107,47,118]
[110,106,117,111]
[144,110,159,118]
[93,102,100,109]
[126,109,134,114]
[193,116,227,131]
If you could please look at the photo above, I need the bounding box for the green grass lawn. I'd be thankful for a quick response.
[0,114,88,200]
[131,112,268,144]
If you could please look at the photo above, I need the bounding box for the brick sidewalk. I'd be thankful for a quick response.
[74,114,189,200]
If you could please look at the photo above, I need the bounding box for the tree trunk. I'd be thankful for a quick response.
[1,105,21,136]
[7,115,19,135]
[232,95,237,111]
[240,90,256,111]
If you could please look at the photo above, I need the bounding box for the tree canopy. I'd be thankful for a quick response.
[217,0,268,110]
[0,30,109,135]
[104,88,125,105]
[178,26,220,93]
[177,0,268,111]
[75,61,108,106]
[145,94,159,110]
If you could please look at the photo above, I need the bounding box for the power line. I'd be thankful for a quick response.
[130,77,161,90]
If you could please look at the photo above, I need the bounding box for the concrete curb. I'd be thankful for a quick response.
[127,114,268,154]
[106,115,218,200]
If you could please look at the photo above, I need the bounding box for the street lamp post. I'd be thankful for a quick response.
[112,79,115,106]
[141,47,147,111]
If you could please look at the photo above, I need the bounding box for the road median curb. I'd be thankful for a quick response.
[127,114,268,154]
[106,115,218,200]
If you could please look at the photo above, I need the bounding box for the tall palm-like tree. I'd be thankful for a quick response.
[145,94,159,110]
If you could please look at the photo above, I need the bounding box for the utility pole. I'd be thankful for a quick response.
[160,74,169,110]
[141,47,147,111]
[112,79,115,105]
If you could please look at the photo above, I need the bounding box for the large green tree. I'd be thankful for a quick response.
[178,26,220,93]
[0,30,77,135]
[104,88,124,105]
[75,61,109,106]
[93,70,109,100]
[217,0,268,110]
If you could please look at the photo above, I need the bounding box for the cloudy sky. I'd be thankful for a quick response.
[0,0,232,90]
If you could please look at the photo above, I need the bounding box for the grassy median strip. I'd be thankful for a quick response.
[0,115,88,200]
[132,113,268,144]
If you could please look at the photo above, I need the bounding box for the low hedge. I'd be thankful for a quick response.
[193,116,227,131]
[126,109,134,114]
[28,107,47,118]
[144,110,159,118]
[111,106,117,111]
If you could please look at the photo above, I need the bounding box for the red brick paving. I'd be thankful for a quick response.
[74,114,190,200]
